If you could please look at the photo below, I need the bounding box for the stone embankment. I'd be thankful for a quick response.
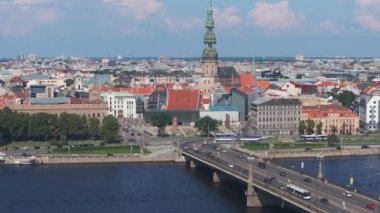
[235,147,380,159]
[4,154,175,165]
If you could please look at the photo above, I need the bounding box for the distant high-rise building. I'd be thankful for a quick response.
[295,55,304,61]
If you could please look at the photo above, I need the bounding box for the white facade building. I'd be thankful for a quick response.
[101,92,137,118]
[359,93,380,131]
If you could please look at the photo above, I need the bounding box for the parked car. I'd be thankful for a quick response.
[361,145,370,149]
[280,172,286,177]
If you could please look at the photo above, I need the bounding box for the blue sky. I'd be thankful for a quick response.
[1,0,380,57]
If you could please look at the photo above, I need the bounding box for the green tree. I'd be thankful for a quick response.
[0,107,14,143]
[100,115,120,143]
[64,79,74,87]
[331,125,338,135]
[88,117,100,139]
[298,120,306,135]
[336,91,356,108]
[59,113,81,141]
[195,116,218,136]
[327,134,340,146]
[268,84,280,89]
[151,113,172,136]
[306,119,315,135]
[316,122,323,135]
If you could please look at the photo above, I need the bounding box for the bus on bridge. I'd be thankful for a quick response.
[286,184,311,200]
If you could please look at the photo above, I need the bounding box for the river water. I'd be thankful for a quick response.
[1,155,379,213]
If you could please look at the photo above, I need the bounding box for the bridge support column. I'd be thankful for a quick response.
[246,185,262,207]
[190,160,197,168]
[213,172,221,183]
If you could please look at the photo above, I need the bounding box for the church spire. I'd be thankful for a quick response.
[202,0,218,65]
[204,0,216,47]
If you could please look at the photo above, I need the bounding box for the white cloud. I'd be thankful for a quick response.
[164,17,203,31]
[214,6,242,28]
[355,0,380,31]
[0,1,58,37]
[318,20,344,34]
[248,1,304,31]
[103,0,163,21]
[356,0,380,6]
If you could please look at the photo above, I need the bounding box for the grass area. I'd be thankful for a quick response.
[5,141,49,149]
[242,142,327,151]
[342,137,380,144]
[51,146,151,155]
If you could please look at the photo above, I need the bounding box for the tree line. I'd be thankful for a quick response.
[0,107,120,144]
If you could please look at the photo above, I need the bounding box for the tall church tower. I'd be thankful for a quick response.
[202,0,218,76]
[199,0,218,98]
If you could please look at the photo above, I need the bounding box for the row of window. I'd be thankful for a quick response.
[258,111,300,116]
[308,118,357,124]
[261,130,294,135]
[258,124,297,128]
[258,105,300,110]
[258,117,299,122]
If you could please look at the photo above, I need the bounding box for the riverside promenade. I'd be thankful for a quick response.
[4,145,181,165]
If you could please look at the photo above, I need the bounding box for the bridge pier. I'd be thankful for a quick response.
[212,172,221,183]
[189,160,197,168]
[246,186,279,207]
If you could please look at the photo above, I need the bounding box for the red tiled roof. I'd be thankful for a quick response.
[167,89,202,110]
[201,98,210,105]
[362,86,372,94]
[319,81,339,87]
[257,80,270,90]
[113,87,155,95]
[70,98,89,104]
[303,103,358,118]
[240,73,255,86]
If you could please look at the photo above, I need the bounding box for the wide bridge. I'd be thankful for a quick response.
[180,141,378,213]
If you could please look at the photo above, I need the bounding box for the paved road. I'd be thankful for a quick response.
[182,142,378,213]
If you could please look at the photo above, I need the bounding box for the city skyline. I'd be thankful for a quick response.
[1,0,380,58]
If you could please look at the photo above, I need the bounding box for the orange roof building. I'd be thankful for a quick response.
[240,73,255,86]
[301,103,359,135]
[167,89,202,110]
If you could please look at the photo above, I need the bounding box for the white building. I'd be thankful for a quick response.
[101,92,137,118]
[359,93,380,131]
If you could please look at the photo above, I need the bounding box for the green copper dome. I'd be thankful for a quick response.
[202,48,218,62]
[202,0,218,62]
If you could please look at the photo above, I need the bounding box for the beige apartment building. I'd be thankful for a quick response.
[250,98,302,137]
[301,103,359,135]
[10,104,109,120]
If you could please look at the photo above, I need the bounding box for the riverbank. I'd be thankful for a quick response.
[3,154,176,165]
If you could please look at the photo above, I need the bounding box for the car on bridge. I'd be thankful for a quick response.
[342,191,352,197]
[320,197,329,204]
[367,203,376,209]
[303,178,312,183]
[258,162,266,169]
